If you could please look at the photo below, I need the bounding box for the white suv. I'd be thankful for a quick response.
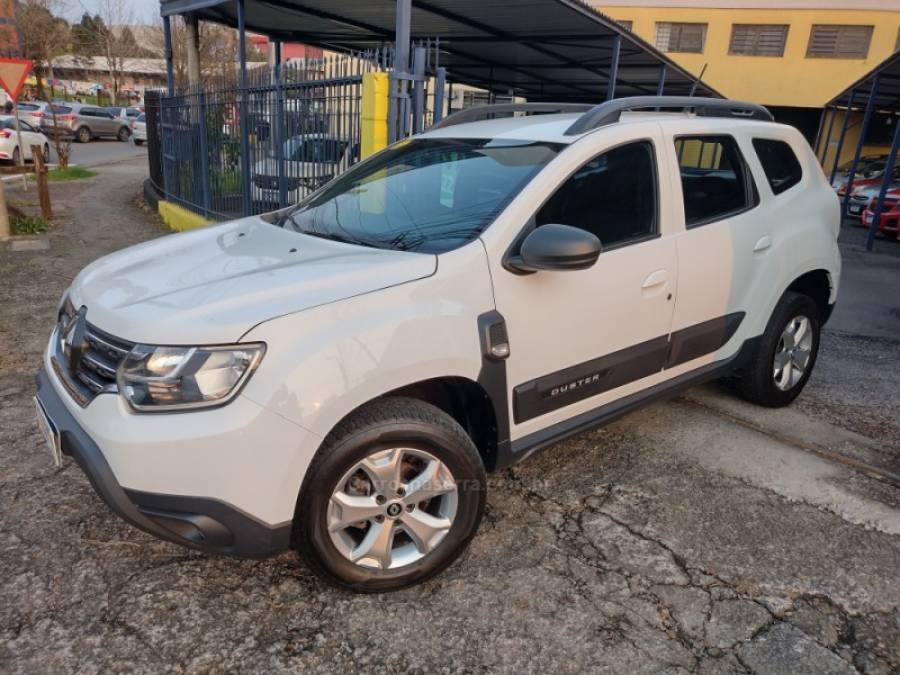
[35,97,840,591]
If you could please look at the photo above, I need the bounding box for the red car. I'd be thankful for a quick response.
[837,163,900,198]
[862,187,900,241]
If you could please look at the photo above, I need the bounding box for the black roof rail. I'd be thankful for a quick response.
[429,103,594,131]
[565,96,774,136]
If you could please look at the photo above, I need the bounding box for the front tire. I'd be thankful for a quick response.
[738,291,820,407]
[294,397,486,592]
[117,127,130,142]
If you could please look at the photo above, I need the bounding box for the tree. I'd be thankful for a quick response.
[71,13,108,56]
[17,0,71,96]
[74,0,134,101]
[149,17,268,89]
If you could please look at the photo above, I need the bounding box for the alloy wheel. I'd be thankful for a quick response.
[326,447,458,570]
[773,315,813,391]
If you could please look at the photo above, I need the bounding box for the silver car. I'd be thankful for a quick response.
[251,135,355,205]
[15,101,55,129]
[131,113,147,145]
[41,103,131,143]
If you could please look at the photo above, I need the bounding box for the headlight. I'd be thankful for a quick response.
[117,343,265,412]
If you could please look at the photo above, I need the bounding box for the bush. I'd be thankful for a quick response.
[11,215,50,235]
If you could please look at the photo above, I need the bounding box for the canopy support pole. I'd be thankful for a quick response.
[843,76,879,217]
[829,89,855,186]
[162,14,174,96]
[237,0,252,216]
[866,115,900,251]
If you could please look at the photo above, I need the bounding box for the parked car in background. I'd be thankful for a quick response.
[0,116,50,165]
[251,134,356,205]
[838,164,900,220]
[15,101,55,130]
[862,187,900,240]
[846,178,900,218]
[131,113,147,146]
[107,106,143,121]
[41,104,132,143]
[831,155,887,190]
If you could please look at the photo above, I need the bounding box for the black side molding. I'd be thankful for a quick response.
[495,336,761,470]
[476,311,511,470]
[666,312,745,368]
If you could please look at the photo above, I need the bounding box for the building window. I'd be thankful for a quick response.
[656,22,707,54]
[729,24,789,57]
[807,25,873,59]
[617,20,633,32]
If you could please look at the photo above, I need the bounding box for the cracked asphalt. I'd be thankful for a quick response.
[2,160,899,674]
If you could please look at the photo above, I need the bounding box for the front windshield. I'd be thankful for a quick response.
[280,138,562,253]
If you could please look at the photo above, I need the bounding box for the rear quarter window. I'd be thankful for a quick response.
[752,138,803,195]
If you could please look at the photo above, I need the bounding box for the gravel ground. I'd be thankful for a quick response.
[1,161,899,674]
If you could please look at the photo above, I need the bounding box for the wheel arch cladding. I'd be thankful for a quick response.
[319,377,500,472]
[786,269,832,323]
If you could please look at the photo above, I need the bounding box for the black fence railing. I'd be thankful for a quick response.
[149,52,390,221]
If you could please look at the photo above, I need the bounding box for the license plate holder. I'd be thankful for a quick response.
[34,396,62,467]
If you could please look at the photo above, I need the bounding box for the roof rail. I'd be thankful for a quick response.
[429,103,594,131]
[565,96,774,135]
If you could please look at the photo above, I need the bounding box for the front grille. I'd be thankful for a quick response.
[55,300,134,405]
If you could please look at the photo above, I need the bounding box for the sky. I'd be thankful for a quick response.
[65,0,159,25]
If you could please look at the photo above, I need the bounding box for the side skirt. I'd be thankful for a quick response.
[494,336,760,470]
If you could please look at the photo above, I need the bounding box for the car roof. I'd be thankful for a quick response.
[419,110,793,144]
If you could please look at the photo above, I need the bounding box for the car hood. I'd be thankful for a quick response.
[69,217,437,344]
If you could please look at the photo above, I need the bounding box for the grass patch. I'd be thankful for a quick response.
[11,215,50,235]
[45,166,98,182]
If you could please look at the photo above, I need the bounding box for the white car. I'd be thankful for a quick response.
[251,134,354,205]
[131,113,147,146]
[0,115,50,165]
[35,97,840,591]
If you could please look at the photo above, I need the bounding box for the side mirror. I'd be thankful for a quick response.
[507,224,601,273]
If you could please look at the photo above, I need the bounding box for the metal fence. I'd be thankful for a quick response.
[149,52,390,221]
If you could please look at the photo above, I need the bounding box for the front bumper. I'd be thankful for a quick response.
[36,368,293,558]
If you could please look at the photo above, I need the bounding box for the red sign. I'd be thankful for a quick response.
[0,58,33,101]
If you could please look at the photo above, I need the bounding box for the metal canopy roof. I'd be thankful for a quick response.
[828,49,900,111]
[159,0,720,101]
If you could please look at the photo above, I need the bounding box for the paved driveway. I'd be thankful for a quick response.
[1,162,898,673]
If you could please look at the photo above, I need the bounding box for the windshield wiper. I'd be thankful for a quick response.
[300,229,375,248]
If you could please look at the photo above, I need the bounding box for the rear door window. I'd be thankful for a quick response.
[752,138,803,195]
[674,134,758,227]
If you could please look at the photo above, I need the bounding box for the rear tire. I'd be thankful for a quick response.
[76,127,91,143]
[294,397,486,592]
[738,291,820,407]
[42,144,50,164]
